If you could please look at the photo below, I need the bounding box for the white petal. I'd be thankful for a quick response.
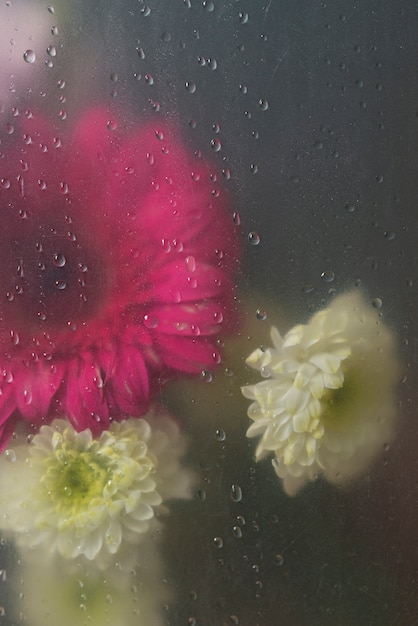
[309,352,342,375]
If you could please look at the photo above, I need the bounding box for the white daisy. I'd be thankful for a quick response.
[0,407,193,569]
[242,291,400,496]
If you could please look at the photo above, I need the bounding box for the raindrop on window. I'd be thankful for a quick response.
[23,50,36,64]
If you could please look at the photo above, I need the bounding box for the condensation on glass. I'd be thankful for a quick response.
[0,1,417,625]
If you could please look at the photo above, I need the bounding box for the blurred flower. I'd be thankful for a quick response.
[0,407,194,569]
[18,544,167,626]
[242,291,400,496]
[0,109,240,446]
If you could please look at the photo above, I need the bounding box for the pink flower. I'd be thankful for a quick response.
[0,109,240,447]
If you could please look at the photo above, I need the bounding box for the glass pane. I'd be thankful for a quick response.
[0,1,416,624]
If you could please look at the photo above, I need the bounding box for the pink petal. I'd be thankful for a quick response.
[0,382,18,426]
[150,260,229,303]
[148,301,225,337]
[157,334,220,373]
[60,355,110,433]
[108,345,150,416]
[14,361,65,422]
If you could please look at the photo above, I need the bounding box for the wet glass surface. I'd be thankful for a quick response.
[0,1,417,624]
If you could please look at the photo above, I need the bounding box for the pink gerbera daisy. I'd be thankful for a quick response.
[0,109,240,447]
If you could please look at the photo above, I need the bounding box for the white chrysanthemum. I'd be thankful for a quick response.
[0,407,193,568]
[242,291,400,496]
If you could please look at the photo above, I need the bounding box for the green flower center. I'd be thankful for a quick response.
[321,362,368,428]
[42,449,111,516]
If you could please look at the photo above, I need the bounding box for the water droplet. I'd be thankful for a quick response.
[3,371,13,384]
[215,428,226,441]
[149,99,161,112]
[203,1,215,11]
[213,537,224,549]
[248,231,261,245]
[321,270,335,283]
[140,5,151,16]
[107,119,118,131]
[55,280,67,290]
[372,297,383,309]
[258,98,269,111]
[23,390,32,405]
[239,11,249,24]
[51,25,59,35]
[213,310,223,324]
[5,123,14,135]
[185,256,196,272]
[1,178,11,189]
[314,140,323,150]
[136,45,146,60]
[376,174,384,184]
[10,330,20,346]
[47,45,57,57]
[143,314,159,329]
[210,138,222,152]
[198,488,207,501]
[233,526,243,538]
[207,58,217,70]
[4,449,16,462]
[230,484,242,502]
[53,252,66,268]
[185,81,197,93]
[200,370,212,383]
[144,73,154,85]
[256,309,267,320]
[233,212,241,225]
[23,50,36,64]
[274,554,285,566]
